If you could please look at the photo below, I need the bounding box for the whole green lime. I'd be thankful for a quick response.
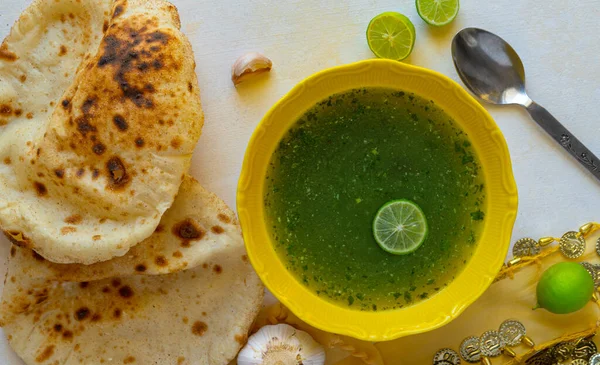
[536,262,594,314]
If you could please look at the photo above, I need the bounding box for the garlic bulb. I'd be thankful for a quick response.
[237,324,326,365]
[231,52,272,85]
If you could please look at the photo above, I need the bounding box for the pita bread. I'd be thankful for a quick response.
[0,0,204,264]
[1,176,264,365]
[1,175,246,281]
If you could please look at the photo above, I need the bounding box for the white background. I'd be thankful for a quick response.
[1,0,600,362]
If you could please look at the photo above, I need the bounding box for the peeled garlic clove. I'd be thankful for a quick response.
[231,52,272,85]
[237,323,325,365]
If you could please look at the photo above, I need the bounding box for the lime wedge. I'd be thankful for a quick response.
[372,200,428,255]
[416,0,460,27]
[366,12,416,61]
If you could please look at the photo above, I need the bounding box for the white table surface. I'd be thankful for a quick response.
[1,0,600,362]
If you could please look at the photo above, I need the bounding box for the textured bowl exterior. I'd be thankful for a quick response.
[237,59,518,341]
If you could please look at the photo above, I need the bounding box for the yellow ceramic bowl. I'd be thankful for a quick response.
[237,59,518,341]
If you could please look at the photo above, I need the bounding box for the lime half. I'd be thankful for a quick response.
[373,200,428,255]
[416,0,460,27]
[366,12,416,61]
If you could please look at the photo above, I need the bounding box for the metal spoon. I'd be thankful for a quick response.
[452,27,600,182]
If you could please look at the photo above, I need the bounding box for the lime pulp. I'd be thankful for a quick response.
[372,199,428,255]
[366,12,416,61]
[416,0,460,27]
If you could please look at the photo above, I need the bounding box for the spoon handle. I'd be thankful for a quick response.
[526,101,600,182]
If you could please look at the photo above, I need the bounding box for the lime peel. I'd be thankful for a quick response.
[536,262,594,314]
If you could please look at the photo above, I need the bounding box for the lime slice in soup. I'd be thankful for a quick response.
[366,12,416,61]
[373,200,428,255]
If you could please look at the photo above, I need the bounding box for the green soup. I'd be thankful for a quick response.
[264,88,486,311]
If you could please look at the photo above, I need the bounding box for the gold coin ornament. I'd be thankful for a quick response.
[589,353,600,365]
[594,264,600,288]
[510,222,599,260]
[571,359,587,365]
[550,340,575,362]
[572,339,597,360]
[432,348,461,365]
[479,331,505,357]
[580,262,599,288]
[459,336,481,363]
[498,319,526,347]
[559,231,586,259]
[512,237,541,257]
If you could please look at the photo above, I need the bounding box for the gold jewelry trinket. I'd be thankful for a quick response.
[479,331,505,357]
[498,319,535,349]
[502,347,517,357]
[572,339,597,360]
[551,341,575,362]
[480,357,492,365]
[581,262,600,288]
[570,359,587,365]
[512,222,599,260]
[513,238,541,257]
[498,319,526,347]
[580,222,595,236]
[538,237,555,246]
[522,336,535,347]
[559,231,586,259]
[460,336,481,363]
[433,348,461,365]
[507,257,521,267]
[589,353,600,365]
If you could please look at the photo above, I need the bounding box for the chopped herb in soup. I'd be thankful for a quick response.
[264,88,486,311]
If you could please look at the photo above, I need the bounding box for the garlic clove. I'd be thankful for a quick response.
[231,52,272,85]
[237,323,326,365]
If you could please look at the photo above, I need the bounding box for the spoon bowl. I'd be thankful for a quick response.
[452,28,600,182]
[452,28,528,105]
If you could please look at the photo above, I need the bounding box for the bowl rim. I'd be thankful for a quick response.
[237,59,518,341]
